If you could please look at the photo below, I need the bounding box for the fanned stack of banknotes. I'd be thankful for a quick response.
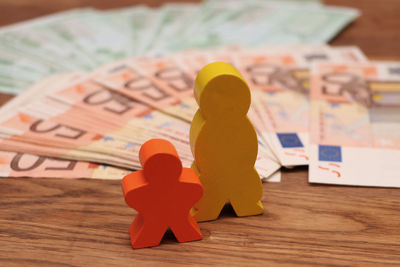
[0,1,399,187]
[0,0,360,94]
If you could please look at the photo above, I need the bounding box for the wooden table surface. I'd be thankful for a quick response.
[0,0,399,266]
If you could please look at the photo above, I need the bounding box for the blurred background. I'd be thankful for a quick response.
[0,0,398,59]
[0,0,398,185]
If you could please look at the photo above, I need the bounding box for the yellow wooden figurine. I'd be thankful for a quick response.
[190,62,264,222]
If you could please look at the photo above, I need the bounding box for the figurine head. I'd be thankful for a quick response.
[139,139,182,184]
[194,62,251,119]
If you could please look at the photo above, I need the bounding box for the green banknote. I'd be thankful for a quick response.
[0,0,359,94]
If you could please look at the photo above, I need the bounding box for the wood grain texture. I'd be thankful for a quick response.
[326,0,400,60]
[0,0,400,266]
[1,170,400,266]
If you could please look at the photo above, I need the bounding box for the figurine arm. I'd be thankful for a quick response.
[121,170,148,211]
[189,109,205,156]
[179,168,204,205]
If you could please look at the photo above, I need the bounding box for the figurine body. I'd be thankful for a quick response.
[190,62,264,222]
[122,139,203,248]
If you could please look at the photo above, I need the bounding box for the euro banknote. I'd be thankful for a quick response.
[94,46,366,167]
[0,1,359,94]
[93,51,282,168]
[309,62,400,187]
[0,70,281,180]
[0,151,130,179]
[238,46,367,166]
[0,74,192,169]
[0,43,381,183]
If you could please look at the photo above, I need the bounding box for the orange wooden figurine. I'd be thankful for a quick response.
[121,138,203,249]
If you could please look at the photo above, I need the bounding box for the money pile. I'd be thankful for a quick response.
[309,62,400,187]
[3,2,399,188]
[0,1,360,94]
[0,43,378,183]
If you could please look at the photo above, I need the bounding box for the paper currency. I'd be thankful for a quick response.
[0,1,359,94]
[93,52,281,170]
[0,0,383,184]
[309,62,400,187]
[0,76,188,169]
[93,46,368,168]
[0,67,281,180]
[0,151,130,179]
[238,46,367,166]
